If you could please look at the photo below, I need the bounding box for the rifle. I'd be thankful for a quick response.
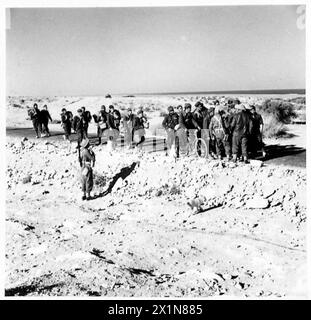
[78,143,82,167]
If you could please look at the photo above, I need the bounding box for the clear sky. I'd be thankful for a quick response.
[6,6,305,96]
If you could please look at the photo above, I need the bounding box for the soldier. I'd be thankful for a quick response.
[122,108,135,149]
[162,106,179,155]
[230,104,253,163]
[133,109,147,150]
[193,101,210,157]
[81,107,92,137]
[40,105,52,137]
[80,139,96,201]
[209,105,231,160]
[96,105,109,145]
[108,105,115,115]
[184,103,200,155]
[250,105,266,158]
[73,108,86,148]
[28,103,42,138]
[60,108,72,141]
[175,105,188,156]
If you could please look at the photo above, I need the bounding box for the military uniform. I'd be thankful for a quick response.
[251,112,264,153]
[61,112,72,139]
[28,107,42,138]
[80,148,95,195]
[73,115,86,146]
[231,110,253,158]
[209,114,230,158]
[123,113,135,147]
[133,116,147,147]
[82,110,92,137]
[162,112,179,151]
[40,109,52,135]
[97,110,109,141]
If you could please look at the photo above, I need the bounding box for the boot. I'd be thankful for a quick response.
[244,156,250,164]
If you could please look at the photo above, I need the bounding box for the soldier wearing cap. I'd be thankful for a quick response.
[193,101,210,157]
[183,103,200,154]
[28,103,42,138]
[73,108,87,147]
[162,106,179,155]
[40,105,52,137]
[80,139,96,201]
[61,108,72,141]
[133,109,147,150]
[95,105,109,145]
[230,104,253,163]
[184,103,200,130]
[81,107,92,137]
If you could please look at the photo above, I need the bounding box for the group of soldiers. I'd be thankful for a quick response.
[27,103,53,138]
[27,99,265,200]
[162,99,265,163]
[60,104,149,150]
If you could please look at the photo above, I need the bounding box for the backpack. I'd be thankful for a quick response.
[212,115,225,139]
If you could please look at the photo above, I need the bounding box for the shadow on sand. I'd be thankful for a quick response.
[261,144,305,161]
[93,162,138,199]
[255,144,306,168]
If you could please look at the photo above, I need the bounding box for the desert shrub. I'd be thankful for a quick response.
[288,96,305,104]
[259,99,297,124]
[262,114,288,138]
[259,99,297,138]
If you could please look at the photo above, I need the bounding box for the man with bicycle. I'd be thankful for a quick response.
[193,101,210,157]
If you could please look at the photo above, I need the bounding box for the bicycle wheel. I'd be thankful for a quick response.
[195,138,208,158]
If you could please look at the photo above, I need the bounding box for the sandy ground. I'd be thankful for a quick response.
[5,95,307,297]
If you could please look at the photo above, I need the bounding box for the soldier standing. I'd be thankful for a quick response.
[209,105,231,160]
[250,105,266,158]
[133,110,148,150]
[28,103,42,138]
[81,107,92,137]
[230,104,253,163]
[73,109,86,148]
[122,108,135,149]
[40,105,52,137]
[96,105,109,145]
[80,139,96,201]
[162,106,179,155]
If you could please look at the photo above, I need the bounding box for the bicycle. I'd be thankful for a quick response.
[183,129,209,158]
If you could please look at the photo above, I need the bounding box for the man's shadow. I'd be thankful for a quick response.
[259,144,305,161]
[93,162,138,199]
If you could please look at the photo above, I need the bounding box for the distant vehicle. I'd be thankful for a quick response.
[105,94,112,98]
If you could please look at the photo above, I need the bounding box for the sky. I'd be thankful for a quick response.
[6,6,306,96]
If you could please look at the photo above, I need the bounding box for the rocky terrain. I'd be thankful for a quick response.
[5,135,307,297]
